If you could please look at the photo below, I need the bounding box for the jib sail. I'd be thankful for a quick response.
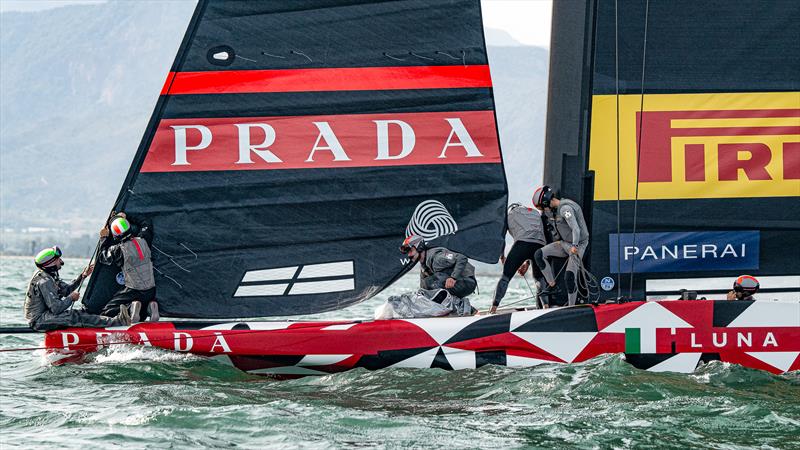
[83,0,507,318]
[545,0,799,300]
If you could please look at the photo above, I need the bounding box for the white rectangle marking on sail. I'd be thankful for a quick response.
[241,266,298,283]
[298,261,354,279]
[289,279,355,295]
[646,275,800,292]
[234,284,288,297]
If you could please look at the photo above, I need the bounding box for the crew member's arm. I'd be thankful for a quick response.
[97,229,124,267]
[561,206,581,254]
[127,214,154,245]
[61,265,95,294]
[448,252,469,280]
[39,278,74,315]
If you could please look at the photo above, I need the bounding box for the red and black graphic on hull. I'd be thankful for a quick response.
[46,301,800,376]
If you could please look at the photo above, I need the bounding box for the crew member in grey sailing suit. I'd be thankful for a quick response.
[532,186,590,306]
[98,213,158,322]
[24,246,130,331]
[400,235,478,299]
[489,203,547,313]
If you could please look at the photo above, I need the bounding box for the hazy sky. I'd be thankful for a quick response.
[0,0,553,47]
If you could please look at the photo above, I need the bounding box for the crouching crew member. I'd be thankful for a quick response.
[532,186,590,306]
[489,203,547,313]
[24,246,131,331]
[98,212,158,322]
[400,235,477,299]
[727,275,759,301]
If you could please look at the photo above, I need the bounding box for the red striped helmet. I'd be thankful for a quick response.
[532,185,554,209]
[733,275,759,295]
[400,235,426,253]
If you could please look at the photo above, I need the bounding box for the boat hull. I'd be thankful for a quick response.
[44,300,800,376]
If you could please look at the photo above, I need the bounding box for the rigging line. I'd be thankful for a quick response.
[614,0,622,298]
[500,295,537,308]
[74,209,118,305]
[235,54,256,63]
[628,0,650,299]
[0,320,364,353]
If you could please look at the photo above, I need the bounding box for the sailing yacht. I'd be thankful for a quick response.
[43,0,799,376]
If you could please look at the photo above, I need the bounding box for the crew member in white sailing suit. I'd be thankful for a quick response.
[532,185,590,306]
[24,246,131,331]
[400,235,478,299]
[489,203,547,313]
[98,213,158,322]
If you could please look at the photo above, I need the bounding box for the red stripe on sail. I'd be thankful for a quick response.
[132,239,144,260]
[140,110,501,173]
[160,65,493,95]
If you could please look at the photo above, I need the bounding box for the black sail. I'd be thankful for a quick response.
[545,0,800,300]
[82,0,508,318]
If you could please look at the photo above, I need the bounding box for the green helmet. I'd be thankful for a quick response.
[34,246,62,268]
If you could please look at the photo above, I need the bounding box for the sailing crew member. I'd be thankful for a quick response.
[532,185,590,306]
[98,212,158,322]
[726,275,759,301]
[24,246,131,331]
[400,235,478,299]
[489,203,547,314]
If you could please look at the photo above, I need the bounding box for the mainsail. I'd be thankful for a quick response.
[83,0,507,318]
[545,0,800,300]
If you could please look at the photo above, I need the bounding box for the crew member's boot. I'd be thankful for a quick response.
[114,305,131,326]
[147,301,160,322]
[129,301,142,323]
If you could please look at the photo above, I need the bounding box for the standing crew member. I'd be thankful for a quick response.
[98,212,158,322]
[532,185,590,306]
[726,275,759,300]
[489,203,547,313]
[24,246,131,331]
[400,235,477,299]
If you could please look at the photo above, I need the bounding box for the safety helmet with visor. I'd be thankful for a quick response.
[733,275,759,296]
[109,217,132,239]
[399,235,427,254]
[532,185,554,210]
[34,246,62,269]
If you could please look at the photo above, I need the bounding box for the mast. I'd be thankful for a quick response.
[545,0,800,300]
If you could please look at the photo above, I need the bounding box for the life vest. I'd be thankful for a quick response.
[120,237,155,290]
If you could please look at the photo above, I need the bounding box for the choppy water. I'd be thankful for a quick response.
[1,256,798,449]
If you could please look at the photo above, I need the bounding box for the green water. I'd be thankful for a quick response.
[1,256,798,449]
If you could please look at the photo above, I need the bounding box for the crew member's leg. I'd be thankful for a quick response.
[563,243,588,306]
[535,242,568,286]
[32,309,129,331]
[493,241,536,308]
[101,287,138,317]
[449,276,477,298]
[422,272,448,291]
